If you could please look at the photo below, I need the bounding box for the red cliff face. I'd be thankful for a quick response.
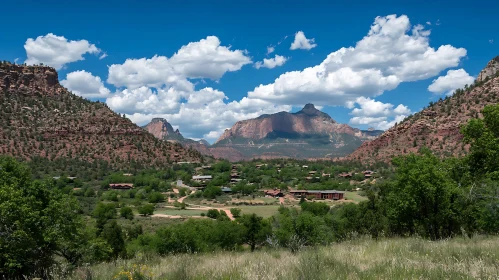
[346,56,499,164]
[216,104,362,143]
[143,118,177,140]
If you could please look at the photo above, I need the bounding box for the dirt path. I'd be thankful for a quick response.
[172,188,179,194]
[279,197,285,205]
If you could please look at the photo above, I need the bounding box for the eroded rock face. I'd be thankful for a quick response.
[346,56,499,164]
[477,56,499,82]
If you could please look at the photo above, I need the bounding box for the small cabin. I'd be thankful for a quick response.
[109,183,134,190]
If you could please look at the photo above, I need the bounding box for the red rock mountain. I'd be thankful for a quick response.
[212,104,382,160]
[143,118,246,161]
[346,56,499,163]
[217,104,362,142]
[0,62,201,168]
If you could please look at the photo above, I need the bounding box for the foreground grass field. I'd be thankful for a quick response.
[64,236,499,279]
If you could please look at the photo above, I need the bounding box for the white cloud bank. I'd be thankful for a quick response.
[24,33,102,70]
[428,69,475,96]
[250,14,467,108]
[255,55,288,69]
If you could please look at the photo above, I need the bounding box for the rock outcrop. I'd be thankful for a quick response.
[477,56,499,82]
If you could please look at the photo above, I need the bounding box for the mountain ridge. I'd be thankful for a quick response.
[0,62,201,168]
[346,56,499,163]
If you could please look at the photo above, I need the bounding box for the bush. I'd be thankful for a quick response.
[207,209,220,219]
[120,206,134,220]
[138,204,155,216]
[230,208,242,218]
[148,192,165,203]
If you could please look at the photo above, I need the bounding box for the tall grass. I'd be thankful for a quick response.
[61,236,499,279]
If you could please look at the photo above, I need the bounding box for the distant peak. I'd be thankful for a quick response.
[303,103,317,110]
[151,118,168,123]
[296,103,333,120]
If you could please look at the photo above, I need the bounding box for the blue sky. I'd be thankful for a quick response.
[1,0,498,142]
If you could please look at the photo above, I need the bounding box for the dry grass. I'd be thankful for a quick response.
[63,236,499,279]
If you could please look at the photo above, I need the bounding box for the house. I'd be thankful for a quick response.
[109,183,134,190]
[230,173,240,179]
[290,190,345,200]
[302,165,309,169]
[322,173,331,177]
[123,173,133,176]
[264,189,284,198]
[362,170,374,178]
[67,176,77,180]
[230,178,242,184]
[221,187,232,193]
[176,180,183,187]
[192,175,212,182]
[308,171,317,175]
[338,172,353,178]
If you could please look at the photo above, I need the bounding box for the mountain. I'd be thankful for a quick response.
[212,104,383,159]
[0,62,201,168]
[346,56,499,163]
[143,118,246,161]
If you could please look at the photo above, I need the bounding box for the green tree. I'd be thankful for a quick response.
[120,206,134,220]
[93,203,117,232]
[0,157,85,278]
[386,150,462,239]
[138,204,155,216]
[239,214,268,251]
[101,220,125,259]
[148,191,165,203]
[230,208,242,218]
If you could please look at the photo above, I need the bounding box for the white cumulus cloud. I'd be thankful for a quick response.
[428,69,475,96]
[349,97,411,130]
[60,70,110,98]
[24,33,101,70]
[107,36,251,89]
[255,55,288,69]
[249,14,467,107]
[290,31,317,50]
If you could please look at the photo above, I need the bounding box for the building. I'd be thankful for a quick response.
[308,171,317,175]
[192,175,212,182]
[176,180,183,187]
[123,173,133,176]
[230,178,242,184]
[109,183,134,190]
[290,190,345,200]
[264,189,284,197]
[221,187,232,193]
[338,172,353,178]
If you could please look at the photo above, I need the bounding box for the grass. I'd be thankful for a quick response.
[237,205,282,218]
[62,236,499,279]
[343,191,368,202]
[117,216,181,233]
[154,209,207,217]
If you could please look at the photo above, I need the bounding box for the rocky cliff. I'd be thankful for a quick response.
[346,56,499,163]
[0,62,201,168]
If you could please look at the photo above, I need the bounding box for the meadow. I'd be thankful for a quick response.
[61,236,499,280]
